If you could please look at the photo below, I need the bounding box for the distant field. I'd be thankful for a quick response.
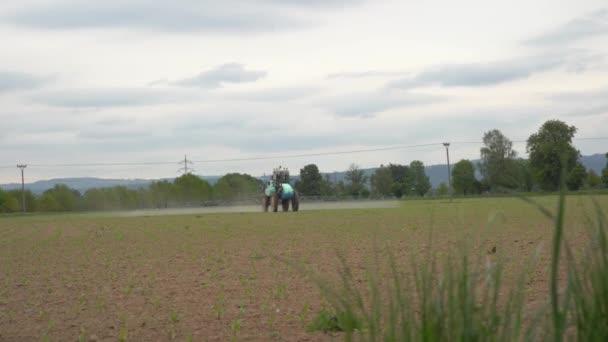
[1,196,606,341]
[112,200,399,217]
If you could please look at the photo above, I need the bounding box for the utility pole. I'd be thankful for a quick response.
[178,155,194,175]
[16,164,27,212]
[442,143,452,200]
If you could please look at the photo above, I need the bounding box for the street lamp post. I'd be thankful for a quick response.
[16,164,27,212]
[442,143,452,201]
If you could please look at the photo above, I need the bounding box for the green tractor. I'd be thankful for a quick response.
[262,166,299,212]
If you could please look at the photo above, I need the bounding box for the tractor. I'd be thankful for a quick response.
[262,166,299,212]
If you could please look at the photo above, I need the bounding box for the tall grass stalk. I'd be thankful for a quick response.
[564,197,608,340]
[304,243,535,340]
[550,181,567,340]
[304,191,608,341]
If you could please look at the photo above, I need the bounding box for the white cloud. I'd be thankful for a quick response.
[525,7,608,46]
[0,71,50,92]
[389,50,604,89]
[326,70,406,79]
[1,0,607,182]
[173,63,267,88]
[318,90,445,118]
[5,0,365,32]
[32,87,199,108]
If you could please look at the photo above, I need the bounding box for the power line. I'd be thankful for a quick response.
[191,143,441,163]
[1,136,607,169]
[27,161,178,167]
[0,142,440,169]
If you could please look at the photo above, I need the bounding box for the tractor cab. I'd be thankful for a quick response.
[271,166,290,186]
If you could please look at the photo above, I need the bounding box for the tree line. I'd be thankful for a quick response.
[0,173,262,213]
[1,119,607,213]
[449,120,608,195]
[295,120,608,197]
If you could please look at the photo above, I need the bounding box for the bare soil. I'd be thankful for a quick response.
[0,196,604,341]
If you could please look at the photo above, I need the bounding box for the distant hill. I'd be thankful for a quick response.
[581,153,606,175]
[1,154,605,193]
[0,176,222,194]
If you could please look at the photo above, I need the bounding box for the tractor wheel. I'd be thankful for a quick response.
[292,192,299,212]
[262,196,269,212]
[282,199,289,212]
[270,194,279,212]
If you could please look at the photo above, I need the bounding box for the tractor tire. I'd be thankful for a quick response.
[270,194,279,212]
[292,192,299,212]
[262,196,269,212]
[282,200,289,212]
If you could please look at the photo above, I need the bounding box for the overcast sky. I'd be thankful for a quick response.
[1,0,607,183]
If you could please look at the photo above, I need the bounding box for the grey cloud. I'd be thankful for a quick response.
[327,71,406,79]
[266,0,364,7]
[97,116,136,126]
[525,8,608,46]
[548,85,608,102]
[546,86,608,117]
[566,104,608,117]
[174,118,248,132]
[389,51,603,89]
[174,63,266,88]
[0,71,48,93]
[0,110,80,135]
[321,90,444,118]
[6,0,363,32]
[167,121,408,153]
[34,87,195,108]
[77,127,152,141]
[126,109,524,154]
[221,85,321,101]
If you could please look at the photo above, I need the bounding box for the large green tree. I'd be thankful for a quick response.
[480,129,518,190]
[345,163,368,196]
[40,184,82,211]
[2,189,37,212]
[371,165,393,196]
[173,174,213,204]
[84,186,140,211]
[0,189,18,213]
[84,188,106,210]
[408,160,431,196]
[436,182,449,196]
[587,169,601,189]
[149,180,173,208]
[136,188,153,209]
[451,159,477,195]
[38,193,61,211]
[214,173,261,201]
[297,164,323,196]
[111,186,139,210]
[566,163,587,191]
[515,159,534,192]
[320,175,336,196]
[388,163,409,198]
[527,120,579,191]
[335,180,347,196]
